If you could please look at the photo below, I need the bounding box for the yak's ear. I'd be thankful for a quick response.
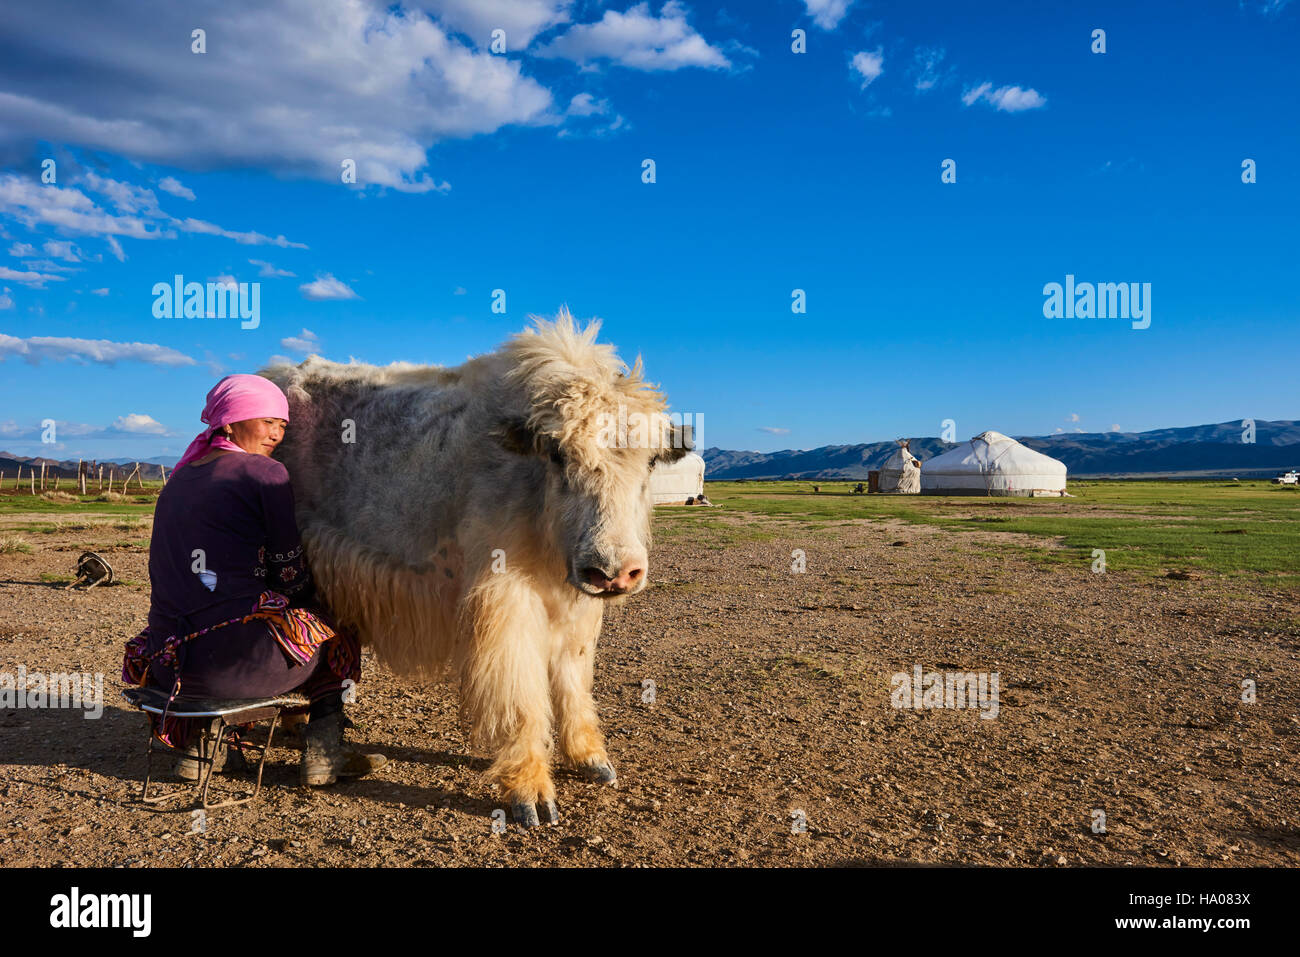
[494,417,537,456]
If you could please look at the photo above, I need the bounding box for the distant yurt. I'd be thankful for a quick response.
[650,451,706,505]
[921,431,1067,497]
[879,439,922,493]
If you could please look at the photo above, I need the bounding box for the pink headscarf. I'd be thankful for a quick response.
[173,374,290,472]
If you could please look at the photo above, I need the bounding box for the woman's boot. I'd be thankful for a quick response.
[172,718,228,781]
[300,712,388,786]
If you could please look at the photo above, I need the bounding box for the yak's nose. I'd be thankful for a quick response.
[582,559,645,594]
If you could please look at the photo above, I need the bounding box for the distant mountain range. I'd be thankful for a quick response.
[0,453,173,482]
[3,419,1297,484]
[699,420,1300,480]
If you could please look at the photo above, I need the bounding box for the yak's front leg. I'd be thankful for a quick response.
[551,601,617,786]
[460,576,558,828]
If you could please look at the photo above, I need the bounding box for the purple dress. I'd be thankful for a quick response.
[138,452,352,727]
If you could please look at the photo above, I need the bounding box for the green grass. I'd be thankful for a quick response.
[4,478,1296,585]
[697,479,1300,583]
[0,535,33,554]
[0,489,157,517]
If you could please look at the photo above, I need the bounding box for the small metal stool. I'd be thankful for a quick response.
[121,687,308,809]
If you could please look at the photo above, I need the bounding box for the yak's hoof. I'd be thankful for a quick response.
[511,800,539,828]
[578,759,618,786]
[511,799,558,828]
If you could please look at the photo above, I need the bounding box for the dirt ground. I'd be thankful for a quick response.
[2,509,1298,868]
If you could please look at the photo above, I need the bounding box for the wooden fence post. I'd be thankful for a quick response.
[39,462,46,491]
[98,465,104,491]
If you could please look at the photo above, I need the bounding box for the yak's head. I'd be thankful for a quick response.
[495,309,692,600]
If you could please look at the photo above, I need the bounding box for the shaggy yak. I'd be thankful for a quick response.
[260,309,690,826]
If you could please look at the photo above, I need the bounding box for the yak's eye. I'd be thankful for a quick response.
[549,448,565,467]
[648,454,659,471]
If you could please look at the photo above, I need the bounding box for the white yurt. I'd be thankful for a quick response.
[650,451,706,505]
[920,431,1067,497]
[879,439,922,493]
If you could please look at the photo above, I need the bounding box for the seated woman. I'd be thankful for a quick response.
[122,373,385,786]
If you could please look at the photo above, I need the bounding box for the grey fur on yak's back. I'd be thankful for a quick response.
[262,356,481,564]
[256,308,688,679]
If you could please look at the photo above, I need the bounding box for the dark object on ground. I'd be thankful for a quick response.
[65,551,114,589]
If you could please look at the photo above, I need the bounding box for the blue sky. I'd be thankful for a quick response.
[1,0,1296,462]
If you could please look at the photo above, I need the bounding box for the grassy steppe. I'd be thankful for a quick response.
[4,480,1297,584]
[656,480,1300,584]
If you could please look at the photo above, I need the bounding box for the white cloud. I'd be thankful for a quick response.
[0,0,558,191]
[280,328,321,353]
[1245,0,1294,16]
[4,172,301,268]
[758,426,790,435]
[803,0,854,31]
[249,258,296,278]
[1110,424,1122,432]
[962,82,1046,112]
[0,286,12,310]
[212,274,239,287]
[0,333,197,366]
[21,258,78,273]
[299,273,359,301]
[851,49,884,89]
[0,173,166,240]
[157,176,196,201]
[111,413,168,434]
[80,171,163,216]
[90,287,109,296]
[1052,427,1064,434]
[0,419,95,440]
[1069,412,1080,422]
[8,242,36,257]
[557,92,626,138]
[535,1,730,71]
[911,46,947,91]
[265,353,297,367]
[566,92,608,117]
[424,0,573,48]
[0,264,67,287]
[42,239,81,261]
[0,415,171,441]
[453,285,467,295]
[177,218,308,249]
